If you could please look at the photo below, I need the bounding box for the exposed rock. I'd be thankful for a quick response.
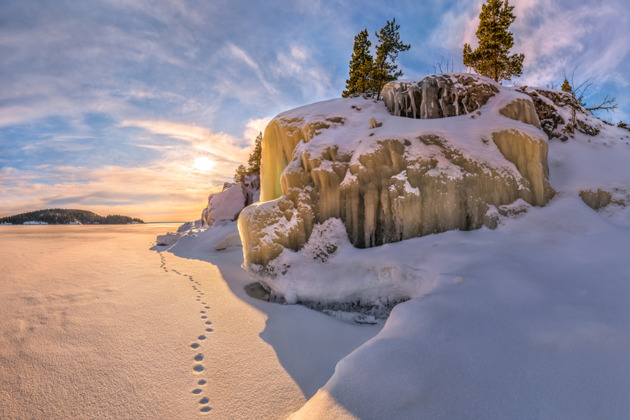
[239,75,555,271]
[520,88,601,140]
[580,189,613,210]
[381,74,499,119]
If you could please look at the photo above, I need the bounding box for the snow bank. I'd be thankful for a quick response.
[293,193,630,419]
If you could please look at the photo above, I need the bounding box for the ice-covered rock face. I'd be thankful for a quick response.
[382,74,499,119]
[239,74,555,270]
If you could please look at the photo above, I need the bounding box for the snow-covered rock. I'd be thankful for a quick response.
[240,74,554,275]
[201,178,260,228]
[213,231,242,251]
[156,232,180,246]
[201,183,247,227]
[157,178,258,249]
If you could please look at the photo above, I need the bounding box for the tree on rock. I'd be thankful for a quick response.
[372,18,410,99]
[234,132,263,184]
[342,29,374,98]
[463,0,524,83]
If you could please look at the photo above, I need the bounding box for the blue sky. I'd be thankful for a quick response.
[1,0,629,221]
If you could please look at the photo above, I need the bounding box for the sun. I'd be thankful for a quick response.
[193,156,216,173]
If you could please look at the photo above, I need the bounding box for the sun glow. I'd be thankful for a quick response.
[193,156,216,173]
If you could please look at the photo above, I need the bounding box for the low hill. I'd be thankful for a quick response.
[0,209,144,225]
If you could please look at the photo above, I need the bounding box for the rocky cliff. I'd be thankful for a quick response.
[239,74,555,275]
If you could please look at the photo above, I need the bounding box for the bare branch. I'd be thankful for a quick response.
[559,64,617,114]
[585,95,618,113]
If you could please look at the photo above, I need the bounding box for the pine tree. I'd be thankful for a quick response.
[247,132,262,173]
[372,18,410,98]
[234,132,263,183]
[463,0,524,83]
[234,164,247,183]
[342,29,374,98]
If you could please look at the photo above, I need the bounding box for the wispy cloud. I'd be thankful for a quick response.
[273,44,336,99]
[243,117,272,141]
[121,119,251,164]
[0,163,222,221]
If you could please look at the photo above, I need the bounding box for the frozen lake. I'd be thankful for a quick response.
[0,224,379,419]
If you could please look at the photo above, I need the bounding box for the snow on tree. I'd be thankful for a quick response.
[342,29,374,98]
[463,0,524,83]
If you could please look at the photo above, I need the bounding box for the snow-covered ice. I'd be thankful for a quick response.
[0,224,380,419]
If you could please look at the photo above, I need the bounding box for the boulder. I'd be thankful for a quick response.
[239,74,555,273]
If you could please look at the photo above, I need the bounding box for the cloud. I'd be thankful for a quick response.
[0,164,222,222]
[243,117,272,141]
[430,1,481,53]
[121,119,250,164]
[510,1,628,86]
[272,44,336,99]
[226,43,280,97]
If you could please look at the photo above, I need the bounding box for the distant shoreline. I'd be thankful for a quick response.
[0,222,184,225]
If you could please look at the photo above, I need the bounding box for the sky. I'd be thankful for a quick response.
[1,0,629,222]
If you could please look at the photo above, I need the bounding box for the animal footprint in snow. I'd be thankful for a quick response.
[194,353,204,362]
[193,364,204,372]
[190,343,200,349]
[198,335,206,340]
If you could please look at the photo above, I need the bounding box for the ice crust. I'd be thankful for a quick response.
[240,74,554,280]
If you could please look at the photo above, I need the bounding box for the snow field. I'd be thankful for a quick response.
[0,224,381,419]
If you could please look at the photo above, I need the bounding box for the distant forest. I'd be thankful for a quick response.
[0,209,144,225]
